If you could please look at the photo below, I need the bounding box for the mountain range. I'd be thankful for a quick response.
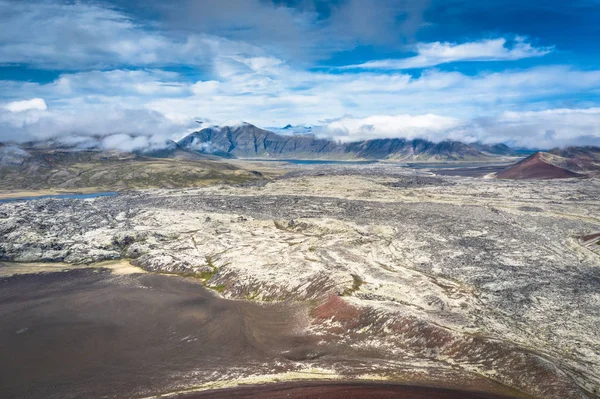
[177,123,518,161]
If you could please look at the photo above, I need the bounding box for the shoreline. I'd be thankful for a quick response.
[0,188,110,198]
[0,190,118,201]
[0,260,146,278]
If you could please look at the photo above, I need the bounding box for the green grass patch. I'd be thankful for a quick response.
[168,256,222,293]
[341,274,365,296]
[198,255,219,282]
[209,284,226,293]
[198,269,217,281]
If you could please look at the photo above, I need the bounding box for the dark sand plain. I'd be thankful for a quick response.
[0,268,522,399]
[0,269,309,399]
[429,165,509,177]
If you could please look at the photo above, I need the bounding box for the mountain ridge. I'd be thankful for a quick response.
[178,123,512,161]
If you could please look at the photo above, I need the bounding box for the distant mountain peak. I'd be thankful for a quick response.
[269,124,313,135]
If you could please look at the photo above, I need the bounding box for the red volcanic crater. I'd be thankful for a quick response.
[496,152,584,179]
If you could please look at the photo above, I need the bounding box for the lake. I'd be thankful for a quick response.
[406,162,515,169]
[248,159,379,165]
[0,192,118,203]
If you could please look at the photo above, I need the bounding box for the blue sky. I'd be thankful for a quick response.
[1,0,599,150]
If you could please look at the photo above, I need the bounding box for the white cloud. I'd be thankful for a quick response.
[0,0,264,70]
[138,0,430,63]
[345,37,553,70]
[101,134,151,152]
[144,64,600,129]
[469,108,600,148]
[191,81,220,95]
[0,0,429,71]
[312,108,600,148]
[320,114,462,142]
[0,102,190,147]
[3,98,47,112]
[52,69,189,97]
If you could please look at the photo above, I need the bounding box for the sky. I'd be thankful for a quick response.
[1,0,600,150]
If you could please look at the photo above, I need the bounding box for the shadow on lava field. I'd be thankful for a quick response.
[177,381,517,399]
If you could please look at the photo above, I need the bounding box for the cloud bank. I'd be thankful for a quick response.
[2,60,600,150]
[316,109,600,149]
[320,114,462,142]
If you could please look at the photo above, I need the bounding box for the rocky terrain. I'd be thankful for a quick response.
[179,123,503,161]
[0,162,599,398]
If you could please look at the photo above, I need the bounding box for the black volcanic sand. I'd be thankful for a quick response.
[0,269,521,399]
[0,269,313,399]
[430,165,509,177]
[179,382,517,399]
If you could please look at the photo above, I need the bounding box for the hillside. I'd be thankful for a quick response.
[178,123,496,161]
[0,147,263,192]
[547,146,600,171]
[497,152,586,179]
[548,146,600,159]
[470,142,518,156]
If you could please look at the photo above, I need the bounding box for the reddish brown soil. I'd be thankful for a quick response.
[180,382,518,399]
[497,153,584,179]
[312,295,361,322]
[310,295,579,399]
